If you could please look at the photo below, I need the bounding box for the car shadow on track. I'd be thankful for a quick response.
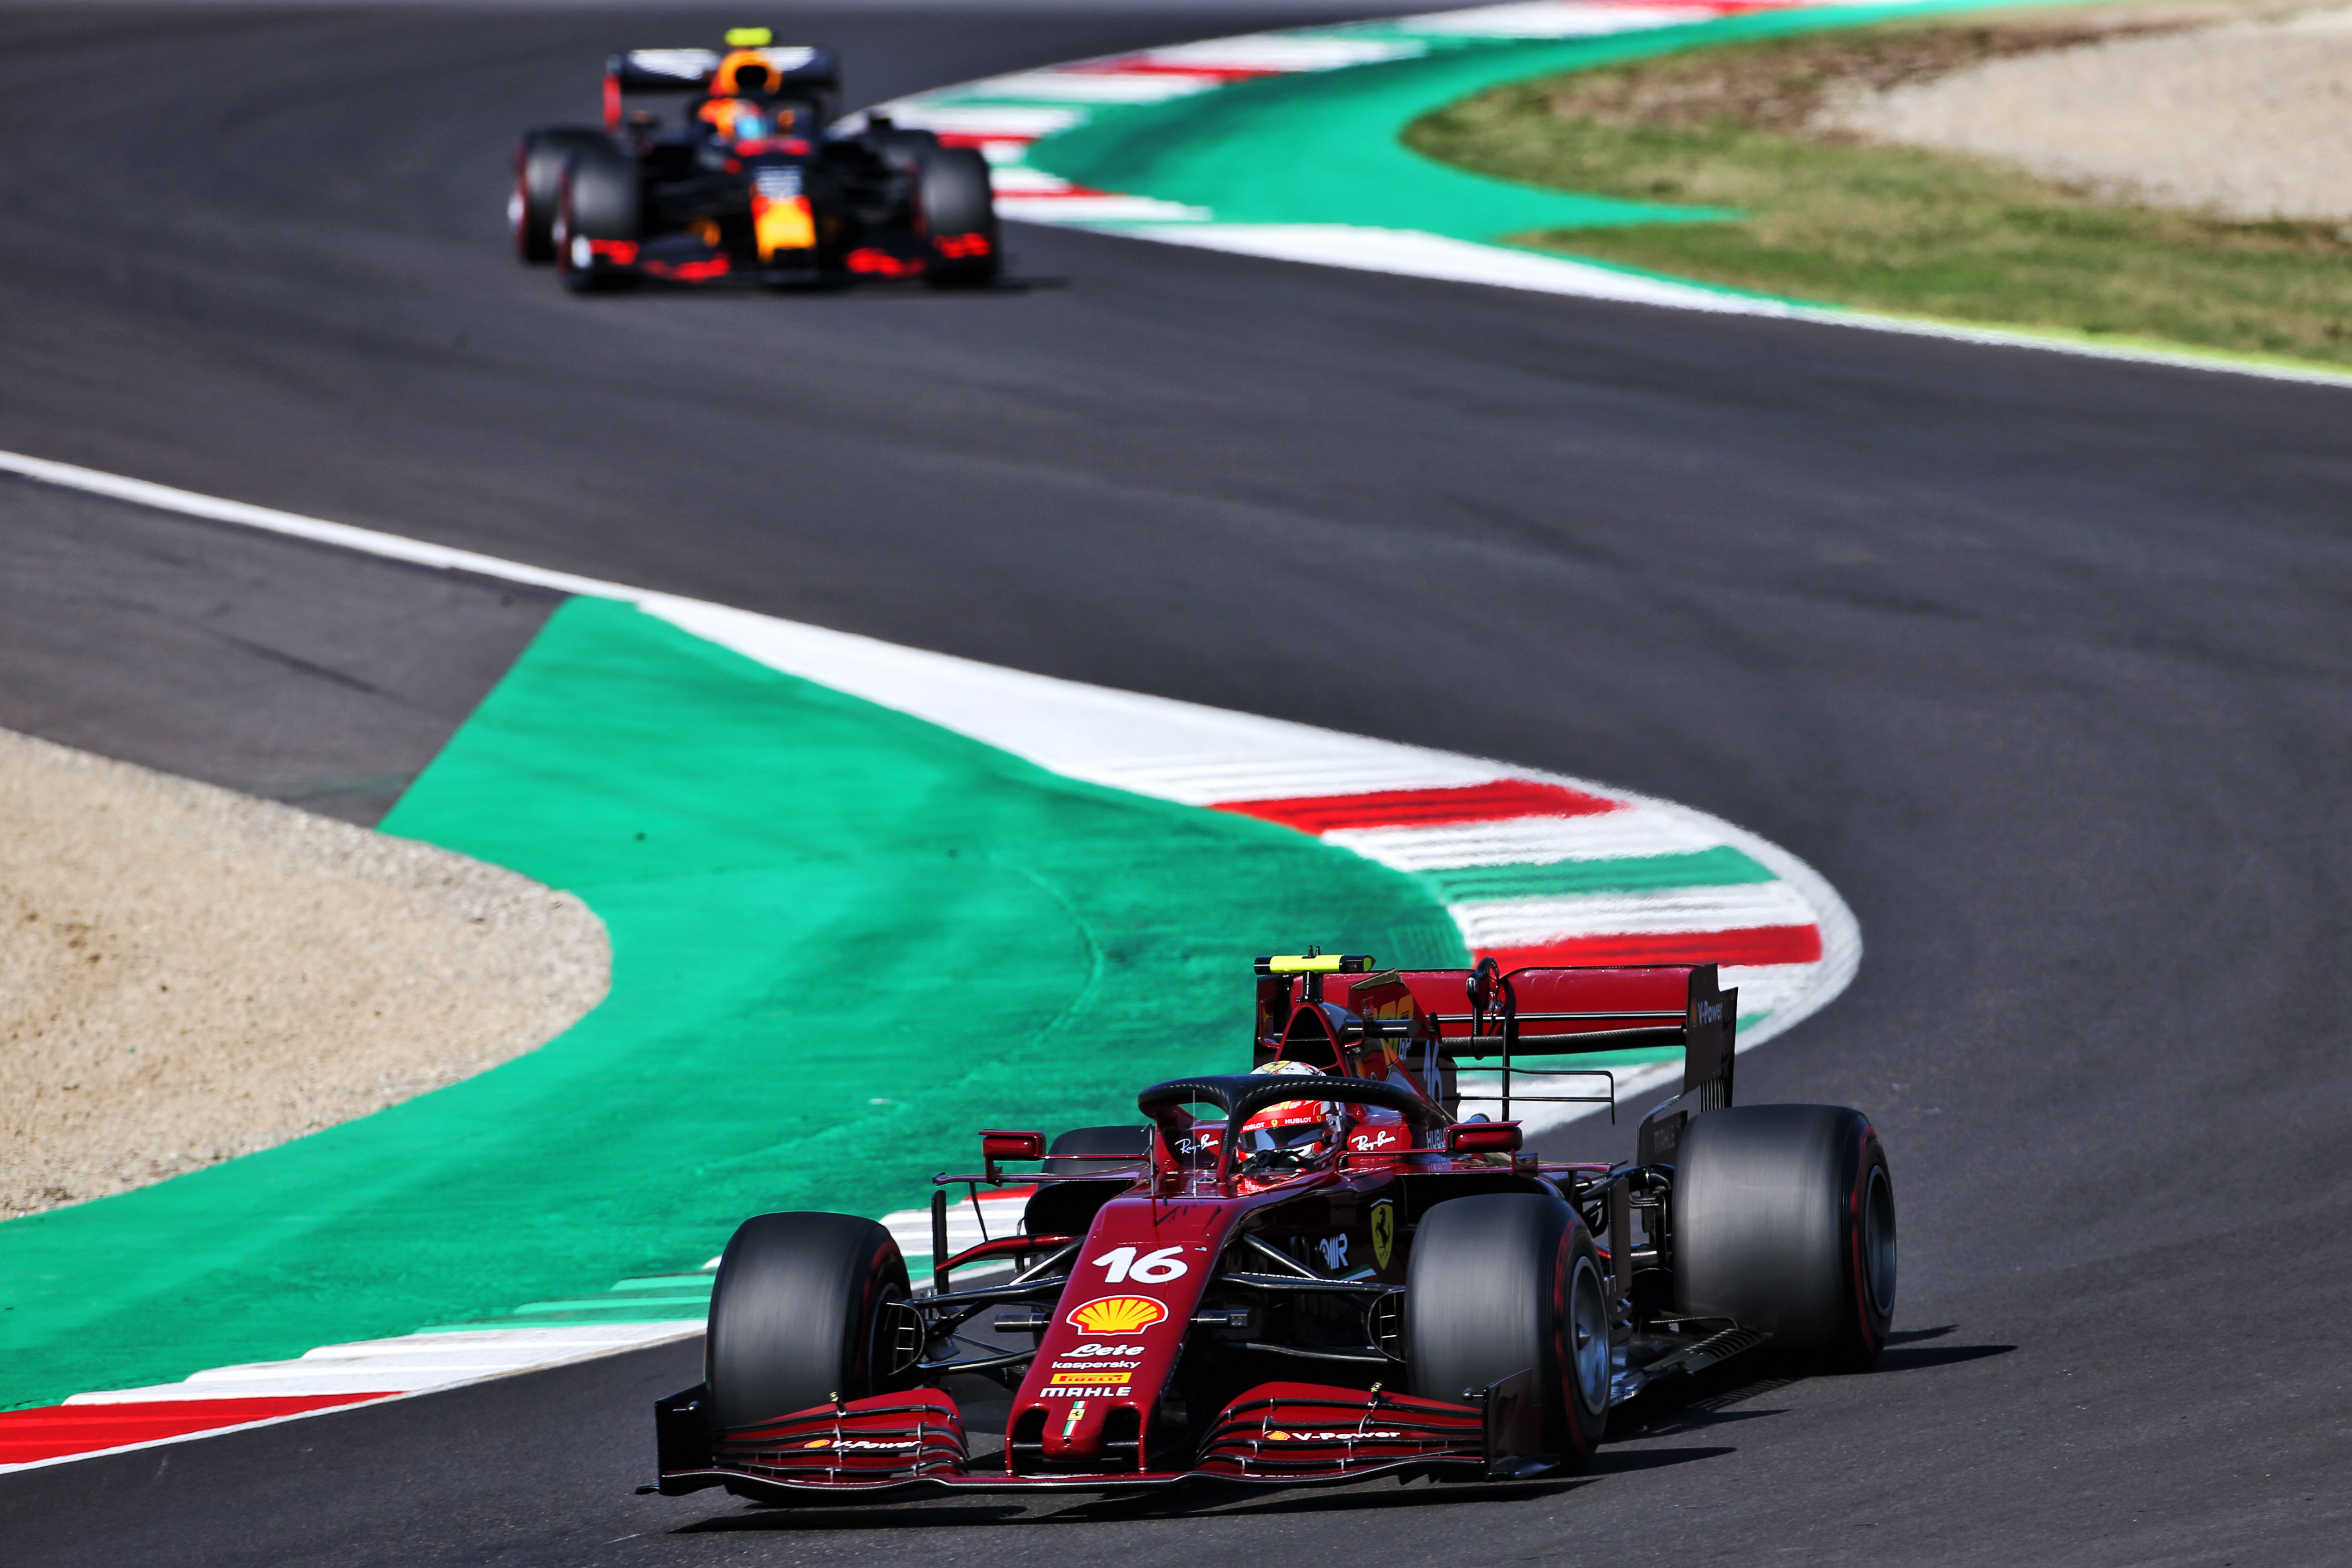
[1602,1325,2015,1442]
[561,274,1066,304]
[676,1476,1608,1534]
[1877,1343,2017,1369]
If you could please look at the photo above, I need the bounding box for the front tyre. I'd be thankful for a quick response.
[513,127,612,263]
[911,145,1000,288]
[704,1212,911,1431]
[552,141,641,294]
[1405,1192,1610,1470]
[1673,1104,1896,1372]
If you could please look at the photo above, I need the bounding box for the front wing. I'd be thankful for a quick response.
[648,1375,1550,1499]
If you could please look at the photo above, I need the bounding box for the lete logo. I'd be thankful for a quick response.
[1064,1295,1168,1334]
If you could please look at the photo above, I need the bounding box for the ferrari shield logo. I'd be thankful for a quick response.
[1370,1200,1396,1271]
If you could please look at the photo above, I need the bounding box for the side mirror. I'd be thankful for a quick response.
[981,1130,1046,1163]
[1446,1122,1522,1155]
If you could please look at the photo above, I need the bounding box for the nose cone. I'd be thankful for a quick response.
[1039,1396,1114,1463]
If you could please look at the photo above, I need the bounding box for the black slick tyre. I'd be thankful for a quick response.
[1672,1104,1896,1372]
[704,1211,910,1431]
[911,145,1000,287]
[552,140,640,293]
[513,127,610,263]
[1405,1192,1611,1470]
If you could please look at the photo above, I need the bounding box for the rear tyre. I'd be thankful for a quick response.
[1673,1104,1896,1372]
[704,1211,910,1431]
[911,145,1000,287]
[512,127,610,263]
[1405,1193,1610,1470]
[552,141,641,294]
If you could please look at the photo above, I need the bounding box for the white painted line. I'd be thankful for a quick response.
[857,0,2352,392]
[1401,2,1753,38]
[0,444,1859,1082]
[3,1322,703,1473]
[641,597,1519,807]
[0,439,1862,1462]
[860,105,1083,139]
[1323,808,1723,870]
[996,193,1212,223]
[1129,35,1422,70]
[1090,223,1764,313]
[952,69,1223,103]
[59,1322,707,1404]
[1449,881,1822,949]
[1076,227,2352,390]
[882,1191,1032,1252]
[987,167,1083,194]
[0,450,630,600]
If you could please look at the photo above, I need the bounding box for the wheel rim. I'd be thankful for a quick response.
[1567,1254,1611,1414]
[1861,1165,1897,1317]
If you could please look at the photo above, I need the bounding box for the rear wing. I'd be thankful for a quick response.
[1252,955,1737,1129]
[606,45,839,92]
[603,44,840,131]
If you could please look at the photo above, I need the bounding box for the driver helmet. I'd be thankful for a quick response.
[696,52,784,140]
[712,50,778,96]
[696,96,769,141]
[1238,1059,1340,1170]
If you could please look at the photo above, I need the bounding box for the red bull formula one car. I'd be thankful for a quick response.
[511,28,998,290]
[646,954,1896,1498]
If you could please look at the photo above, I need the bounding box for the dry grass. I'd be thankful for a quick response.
[1404,3,2352,364]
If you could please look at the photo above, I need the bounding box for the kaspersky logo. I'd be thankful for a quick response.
[1063,1295,1168,1334]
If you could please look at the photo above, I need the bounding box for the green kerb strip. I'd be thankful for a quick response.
[995,2,2352,382]
[1410,846,1773,906]
[0,598,1463,1411]
[1018,3,1998,246]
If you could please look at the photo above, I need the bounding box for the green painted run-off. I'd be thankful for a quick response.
[1018,3,1997,251]
[0,598,1465,1411]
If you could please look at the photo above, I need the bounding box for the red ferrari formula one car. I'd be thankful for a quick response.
[511,28,999,290]
[647,954,1896,1498]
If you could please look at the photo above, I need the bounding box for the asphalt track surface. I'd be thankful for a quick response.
[3,4,2350,1563]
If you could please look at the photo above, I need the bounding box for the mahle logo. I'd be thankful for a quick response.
[1064,1295,1167,1333]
